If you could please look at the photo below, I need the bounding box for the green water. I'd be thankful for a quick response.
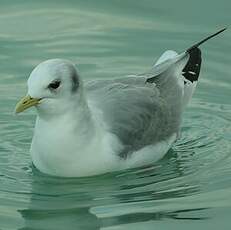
[0,0,231,229]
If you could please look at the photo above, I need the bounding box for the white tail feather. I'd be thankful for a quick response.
[154,50,178,66]
[155,50,198,108]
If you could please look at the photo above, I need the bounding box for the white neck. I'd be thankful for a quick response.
[30,94,120,177]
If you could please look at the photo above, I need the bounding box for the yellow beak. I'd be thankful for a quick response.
[15,95,41,114]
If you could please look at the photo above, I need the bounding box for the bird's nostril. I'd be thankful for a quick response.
[23,101,27,104]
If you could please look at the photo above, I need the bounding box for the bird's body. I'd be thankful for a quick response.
[15,29,226,177]
[29,52,192,177]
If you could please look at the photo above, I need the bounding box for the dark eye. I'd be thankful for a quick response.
[48,80,61,90]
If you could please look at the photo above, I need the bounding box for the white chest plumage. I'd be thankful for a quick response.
[30,116,121,177]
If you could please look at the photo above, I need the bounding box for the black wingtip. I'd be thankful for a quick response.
[187,27,227,52]
[183,47,201,83]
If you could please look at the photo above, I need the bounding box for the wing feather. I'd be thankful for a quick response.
[85,74,183,158]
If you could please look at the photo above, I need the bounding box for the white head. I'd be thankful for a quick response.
[15,59,83,117]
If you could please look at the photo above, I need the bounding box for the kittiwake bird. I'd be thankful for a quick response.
[15,28,226,177]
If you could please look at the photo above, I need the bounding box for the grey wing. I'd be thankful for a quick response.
[84,28,226,158]
[85,53,189,157]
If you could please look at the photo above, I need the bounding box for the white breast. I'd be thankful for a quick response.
[30,116,122,177]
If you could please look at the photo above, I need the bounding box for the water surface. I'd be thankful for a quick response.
[0,0,230,229]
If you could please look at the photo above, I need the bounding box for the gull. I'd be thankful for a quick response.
[15,28,226,177]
